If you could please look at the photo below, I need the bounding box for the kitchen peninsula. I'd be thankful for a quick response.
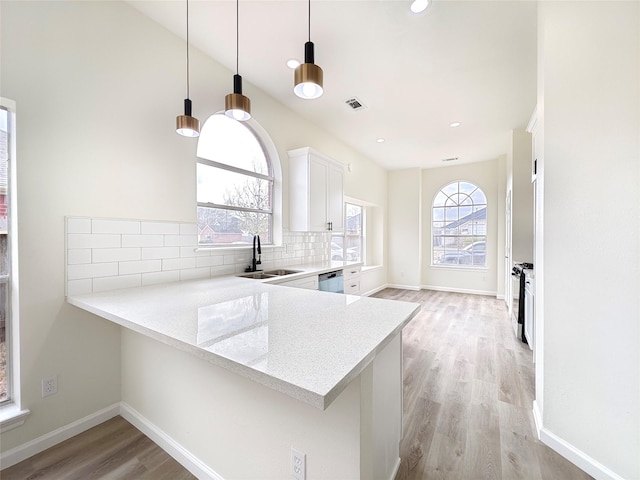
[68,275,420,479]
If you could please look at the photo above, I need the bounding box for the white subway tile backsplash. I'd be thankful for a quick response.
[68,262,118,280]
[67,249,91,265]
[119,259,162,275]
[180,246,210,257]
[68,233,121,249]
[141,221,180,235]
[66,216,329,295]
[162,257,196,271]
[180,267,211,281]
[213,265,236,277]
[141,270,180,286]
[179,223,198,235]
[93,274,142,293]
[92,219,140,235]
[67,218,91,234]
[196,256,225,268]
[67,279,93,296]
[164,235,198,247]
[122,234,164,248]
[141,246,180,260]
[92,248,141,263]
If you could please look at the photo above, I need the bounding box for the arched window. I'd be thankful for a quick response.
[196,114,281,246]
[432,181,487,267]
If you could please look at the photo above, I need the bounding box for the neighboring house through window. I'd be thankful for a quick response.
[196,114,280,246]
[432,181,487,267]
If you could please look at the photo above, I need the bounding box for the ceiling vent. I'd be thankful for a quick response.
[344,97,367,111]
[442,157,459,163]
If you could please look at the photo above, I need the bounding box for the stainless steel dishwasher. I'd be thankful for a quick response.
[318,270,344,293]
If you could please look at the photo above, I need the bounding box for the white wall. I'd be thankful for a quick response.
[0,0,387,455]
[421,160,501,295]
[507,129,533,264]
[387,169,422,289]
[537,2,640,479]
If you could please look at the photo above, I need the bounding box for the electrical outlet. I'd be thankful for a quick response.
[42,375,58,398]
[291,447,306,480]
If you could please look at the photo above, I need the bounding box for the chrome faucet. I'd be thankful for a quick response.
[246,234,262,272]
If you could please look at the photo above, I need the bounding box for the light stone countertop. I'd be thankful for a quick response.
[67,267,420,410]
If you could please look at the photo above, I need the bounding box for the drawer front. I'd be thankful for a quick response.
[344,279,361,295]
[343,266,362,280]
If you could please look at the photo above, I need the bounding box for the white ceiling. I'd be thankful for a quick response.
[128,0,537,170]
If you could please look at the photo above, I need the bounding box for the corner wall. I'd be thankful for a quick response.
[537,2,640,478]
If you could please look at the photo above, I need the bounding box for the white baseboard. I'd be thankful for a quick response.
[532,400,543,439]
[421,285,497,297]
[120,402,223,480]
[389,457,401,480]
[362,284,388,297]
[496,294,505,300]
[386,284,421,291]
[534,402,625,480]
[0,403,120,470]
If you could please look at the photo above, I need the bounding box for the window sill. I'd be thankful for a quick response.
[0,404,30,433]
[195,244,281,252]
[430,264,488,271]
[361,265,383,273]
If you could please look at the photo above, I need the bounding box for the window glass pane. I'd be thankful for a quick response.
[197,114,268,175]
[197,164,272,211]
[433,191,447,207]
[345,204,362,235]
[330,236,344,261]
[471,189,487,205]
[445,206,458,221]
[432,181,487,267]
[197,206,271,245]
[345,235,362,262]
[0,107,8,403]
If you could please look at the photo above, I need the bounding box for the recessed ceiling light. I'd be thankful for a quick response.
[410,0,430,14]
[376,138,385,143]
[450,122,461,127]
[287,59,300,69]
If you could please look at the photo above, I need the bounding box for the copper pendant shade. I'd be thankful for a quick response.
[176,0,200,137]
[225,74,251,121]
[293,0,323,99]
[224,0,251,121]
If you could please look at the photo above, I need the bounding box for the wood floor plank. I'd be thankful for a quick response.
[370,288,595,480]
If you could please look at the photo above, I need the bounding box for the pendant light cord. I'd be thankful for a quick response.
[308,0,311,42]
[186,0,190,99]
[236,0,239,74]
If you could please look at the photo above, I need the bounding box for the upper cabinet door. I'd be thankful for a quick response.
[288,147,345,232]
[327,162,344,233]
[309,156,330,231]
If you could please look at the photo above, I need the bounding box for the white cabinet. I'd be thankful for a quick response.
[343,265,362,295]
[279,275,319,290]
[288,147,344,232]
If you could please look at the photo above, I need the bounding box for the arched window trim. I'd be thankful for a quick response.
[196,113,282,248]
[431,180,487,268]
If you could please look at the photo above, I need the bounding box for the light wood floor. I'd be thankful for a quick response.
[371,288,593,480]
[2,289,593,480]
[0,416,196,480]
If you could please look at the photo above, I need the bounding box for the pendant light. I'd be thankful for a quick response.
[224,0,251,121]
[176,0,200,137]
[293,0,323,100]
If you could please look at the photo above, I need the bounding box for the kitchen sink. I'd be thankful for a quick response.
[263,269,302,276]
[236,272,278,280]
[236,269,302,280]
